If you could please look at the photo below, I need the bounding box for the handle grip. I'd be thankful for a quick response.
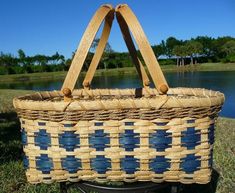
[116,4,169,94]
[61,4,114,91]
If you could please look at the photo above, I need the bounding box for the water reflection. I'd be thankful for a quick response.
[0,71,234,118]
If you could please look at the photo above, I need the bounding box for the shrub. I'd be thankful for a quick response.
[0,66,7,75]
[159,59,175,65]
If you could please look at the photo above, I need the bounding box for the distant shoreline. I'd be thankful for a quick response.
[0,62,235,83]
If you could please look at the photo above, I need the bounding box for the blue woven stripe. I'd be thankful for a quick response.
[154,122,168,126]
[91,155,111,174]
[59,131,80,151]
[209,149,213,167]
[180,154,201,174]
[125,122,134,126]
[187,119,195,123]
[36,154,53,174]
[150,156,170,173]
[62,156,81,173]
[121,156,139,174]
[119,130,140,151]
[149,130,172,151]
[181,127,200,150]
[38,122,46,126]
[23,154,29,169]
[89,130,110,151]
[208,124,215,145]
[64,123,76,127]
[34,129,51,150]
[21,128,27,146]
[94,122,103,126]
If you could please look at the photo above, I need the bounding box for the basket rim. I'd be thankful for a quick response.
[13,87,225,112]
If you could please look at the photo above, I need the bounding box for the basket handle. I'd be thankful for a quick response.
[116,13,150,87]
[62,4,169,100]
[83,10,151,89]
[82,10,115,89]
[116,4,169,94]
[63,3,150,92]
[61,4,114,93]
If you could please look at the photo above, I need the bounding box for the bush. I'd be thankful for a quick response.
[12,66,25,74]
[159,59,175,65]
[24,65,33,73]
[226,54,235,62]
[0,66,7,75]
[7,67,16,74]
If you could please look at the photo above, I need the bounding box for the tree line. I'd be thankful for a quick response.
[0,50,66,75]
[0,35,235,75]
[151,36,235,66]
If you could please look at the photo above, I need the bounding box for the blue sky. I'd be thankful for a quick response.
[1,0,235,58]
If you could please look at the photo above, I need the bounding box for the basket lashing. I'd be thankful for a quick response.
[13,4,224,184]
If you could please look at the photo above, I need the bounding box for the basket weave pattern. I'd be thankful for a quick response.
[14,88,224,184]
[20,116,215,184]
[13,4,225,184]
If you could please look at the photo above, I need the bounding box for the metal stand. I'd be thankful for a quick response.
[60,181,180,193]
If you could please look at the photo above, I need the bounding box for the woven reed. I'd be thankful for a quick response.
[15,88,223,122]
[16,106,221,122]
[19,116,217,184]
[14,88,224,184]
[14,88,224,113]
[13,4,225,185]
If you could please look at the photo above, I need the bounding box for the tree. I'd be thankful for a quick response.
[0,52,17,67]
[91,39,99,52]
[50,52,65,65]
[18,49,26,66]
[172,45,188,66]
[90,38,114,70]
[32,55,48,66]
[194,36,215,57]
[213,36,234,60]
[222,40,235,55]
[104,42,114,53]
[172,45,181,66]
[18,49,26,59]
[222,40,235,62]
[152,44,164,58]
[91,38,113,53]
[185,40,203,64]
[165,37,182,58]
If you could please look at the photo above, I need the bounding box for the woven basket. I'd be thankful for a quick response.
[13,4,224,184]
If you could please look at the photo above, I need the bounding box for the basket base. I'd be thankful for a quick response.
[59,181,173,193]
[56,168,216,193]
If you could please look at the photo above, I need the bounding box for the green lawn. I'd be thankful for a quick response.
[0,89,234,193]
[1,62,235,83]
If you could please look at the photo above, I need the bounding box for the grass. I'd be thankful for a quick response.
[0,89,234,193]
[0,62,235,83]
[197,62,235,71]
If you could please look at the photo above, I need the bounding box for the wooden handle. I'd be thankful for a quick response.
[116,12,150,87]
[62,88,72,102]
[61,4,114,92]
[82,11,114,89]
[83,6,151,88]
[116,4,169,94]
[62,4,169,95]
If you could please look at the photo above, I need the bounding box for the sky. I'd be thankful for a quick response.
[1,0,235,58]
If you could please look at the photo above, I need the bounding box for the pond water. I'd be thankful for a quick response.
[1,71,234,118]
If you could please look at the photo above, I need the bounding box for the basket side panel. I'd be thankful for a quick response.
[19,116,215,184]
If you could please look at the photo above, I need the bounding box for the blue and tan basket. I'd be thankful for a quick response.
[13,4,224,184]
